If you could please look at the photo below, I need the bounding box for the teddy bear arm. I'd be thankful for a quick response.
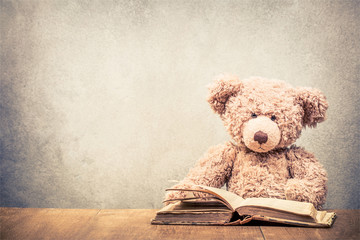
[285,146,328,209]
[164,142,236,203]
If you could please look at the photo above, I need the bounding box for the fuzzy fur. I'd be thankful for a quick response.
[165,75,328,210]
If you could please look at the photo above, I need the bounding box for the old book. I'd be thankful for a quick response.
[151,185,336,227]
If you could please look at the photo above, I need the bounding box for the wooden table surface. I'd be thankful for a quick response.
[0,208,359,240]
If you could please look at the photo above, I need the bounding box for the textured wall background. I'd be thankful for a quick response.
[1,0,359,209]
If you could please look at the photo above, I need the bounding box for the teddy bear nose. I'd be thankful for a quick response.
[254,131,268,144]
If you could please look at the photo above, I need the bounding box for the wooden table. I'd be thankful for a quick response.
[0,208,359,239]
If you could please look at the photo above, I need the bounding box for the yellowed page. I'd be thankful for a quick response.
[237,197,316,217]
[165,185,336,226]
[166,187,236,211]
[318,212,336,225]
[316,210,327,222]
[157,202,178,213]
[195,185,244,211]
[252,212,336,227]
[197,185,316,217]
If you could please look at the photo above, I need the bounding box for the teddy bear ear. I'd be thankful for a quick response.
[295,87,328,128]
[207,74,243,115]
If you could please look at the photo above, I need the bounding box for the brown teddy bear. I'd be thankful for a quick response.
[165,74,328,210]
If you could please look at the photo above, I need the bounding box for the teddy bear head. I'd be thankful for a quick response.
[207,75,328,153]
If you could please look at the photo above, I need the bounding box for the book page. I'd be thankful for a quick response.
[317,211,336,225]
[252,212,336,227]
[163,196,221,203]
[237,198,316,217]
[195,185,244,211]
[163,186,336,227]
[197,186,336,225]
[315,210,327,222]
[167,185,317,218]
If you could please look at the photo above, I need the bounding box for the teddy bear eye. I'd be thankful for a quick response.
[271,115,276,121]
[251,113,257,118]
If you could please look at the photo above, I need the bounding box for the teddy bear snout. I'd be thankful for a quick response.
[254,131,268,144]
[242,116,281,152]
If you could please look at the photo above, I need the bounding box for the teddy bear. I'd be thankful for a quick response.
[165,74,329,210]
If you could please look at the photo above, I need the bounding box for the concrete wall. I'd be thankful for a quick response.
[1,0,359,209]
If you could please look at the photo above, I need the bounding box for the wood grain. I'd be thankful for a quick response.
[1,208,358,240]
[0,208,100,239]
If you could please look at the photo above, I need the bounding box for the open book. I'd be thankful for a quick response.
[151,185,336,227]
